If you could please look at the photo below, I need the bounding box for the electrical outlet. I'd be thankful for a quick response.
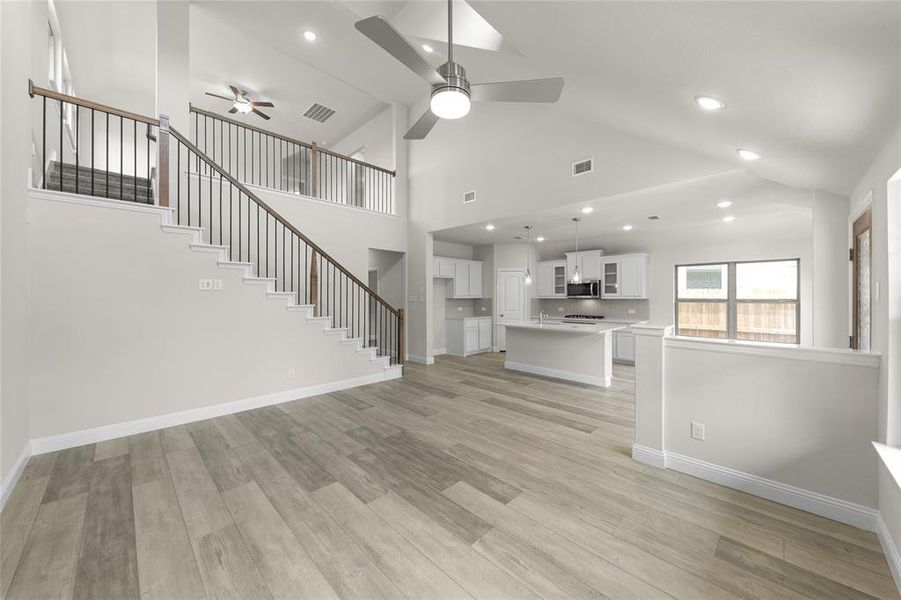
[557,307,564,312]
[480,306,486,312]
[691,422,706,441]
[212,279,223,291]
[287,368,296,378]
[198,279,213,291]
[457,306,463,311]
[628,309,636,314]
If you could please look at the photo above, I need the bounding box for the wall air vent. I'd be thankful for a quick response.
[463,190,477,204]
[572,157,594,176]
[303,103,336,123]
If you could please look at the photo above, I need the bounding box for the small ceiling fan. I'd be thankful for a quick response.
[204,85,275,120]
[355,0,564,140]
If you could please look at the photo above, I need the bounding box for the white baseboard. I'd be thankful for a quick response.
[406,353,434,365]
[30,370,401,455]
[631,444,666,469]
[432,348,447,356]
[635,447,879,532]
[877,512,901,594]
[505,361,611,388]
[0,442,33,511]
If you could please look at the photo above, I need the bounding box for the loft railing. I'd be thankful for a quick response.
[28,81,403,365]
[28,79,158,204]
[189,105,396,215]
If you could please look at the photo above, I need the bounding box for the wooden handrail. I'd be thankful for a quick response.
[189,104,396,176]
[167,124,400,318]
[29,80,159,127]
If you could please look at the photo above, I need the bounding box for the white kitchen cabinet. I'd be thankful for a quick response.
[446,317,493,357]
[433,257,484,298]
[613,329,635,363]
[454,261,470,297]
[601,253,648,299]
[468,261,483,298]
[565,251,603,282]
[433,257,455,278]
[537,260,567,298]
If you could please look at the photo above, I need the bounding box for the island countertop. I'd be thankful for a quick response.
[503,321,627,335]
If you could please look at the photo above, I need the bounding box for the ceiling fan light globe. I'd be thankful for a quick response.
[430,88,470,120]
[233,101,253,114]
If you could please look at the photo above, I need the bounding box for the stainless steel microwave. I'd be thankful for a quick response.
[566,281,599,298]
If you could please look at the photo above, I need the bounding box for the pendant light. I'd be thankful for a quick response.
[570,217,582,283]
[524,226,533,286]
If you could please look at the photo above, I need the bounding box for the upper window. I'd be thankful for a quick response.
[675,259,800,344]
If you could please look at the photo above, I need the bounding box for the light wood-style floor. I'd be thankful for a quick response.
[2,353,898,600]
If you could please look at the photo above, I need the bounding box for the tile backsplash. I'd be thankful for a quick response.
[445,298,493,317]
[537,298,650,320]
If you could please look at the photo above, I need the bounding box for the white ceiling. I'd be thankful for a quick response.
[198,0,899,195]
[190,3,391,147]
[432,170,814,256]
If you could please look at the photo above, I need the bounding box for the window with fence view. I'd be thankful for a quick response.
[675,259,800,344]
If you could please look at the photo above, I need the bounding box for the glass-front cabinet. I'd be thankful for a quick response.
[537,260,567,298]
[603,261,620,297]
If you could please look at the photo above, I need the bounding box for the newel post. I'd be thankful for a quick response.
[158,114,170,208]
[310,142,319,198]
[310,249,319,317]
[631,324,672,469]
[397,308,405,364]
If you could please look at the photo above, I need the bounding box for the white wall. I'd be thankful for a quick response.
[332,106,394,175]
[408,101,735,233]
[25,194,390,442]
[849,122,901,572]
[664,340,879,507]
[253,187,406,287]
[811,190,850,348]
[1,0,34,488]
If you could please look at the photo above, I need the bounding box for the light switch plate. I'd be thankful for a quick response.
[212,279,223,291]
[691,422,706,441]
[198,279,213,291]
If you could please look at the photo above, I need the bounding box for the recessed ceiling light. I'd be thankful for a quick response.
[422,44,434,53]
[536,236,545,242]
[723,215,736,223]
[622,225,633,231]
[581,207,594,214]
[303,30,317,42]
[737,149,762,161]
[695,96,725,111]
[485,224,495,231]
[717,200,733,208]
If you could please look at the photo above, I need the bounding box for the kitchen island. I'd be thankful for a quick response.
[503,321,627,387]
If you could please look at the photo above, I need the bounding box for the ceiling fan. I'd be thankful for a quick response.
[204,85,275,120]
[355,0,564,140]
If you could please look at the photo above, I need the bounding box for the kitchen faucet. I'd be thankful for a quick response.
[539,311,549,324]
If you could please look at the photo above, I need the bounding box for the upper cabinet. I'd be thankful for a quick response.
[433,256,483,298]
[601,253,648,299]
[537,260,567,298]
[565,250,603,281]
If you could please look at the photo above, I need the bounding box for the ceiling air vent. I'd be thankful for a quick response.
[303,103,336,123]
[463,190,477,204]
[572,157,594,177]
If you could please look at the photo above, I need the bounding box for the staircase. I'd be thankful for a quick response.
[28,81,403,380]
[45,161,154,204]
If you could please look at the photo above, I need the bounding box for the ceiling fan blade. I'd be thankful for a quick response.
[470,78,565,103]
[228,107,239,114]
[251,101,274,108]
[228,85,241,98]
[252,108,271,120]
[205,92,234,101]
[355,16,445,86]
[404,108,440,140]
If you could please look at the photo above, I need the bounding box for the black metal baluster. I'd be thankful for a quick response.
[90,109,95,196]
[146,123,151,203]
[133,120,137,203]
[59,100,64,192]
[119,116,123,199]
[177,142,181,224]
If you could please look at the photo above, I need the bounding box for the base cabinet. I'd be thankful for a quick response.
[446,317,493,357]
[613,329,635,363]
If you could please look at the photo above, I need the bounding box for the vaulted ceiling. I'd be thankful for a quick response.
[195,0,900,195]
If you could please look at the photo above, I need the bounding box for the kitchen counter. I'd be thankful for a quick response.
[504,321,627,335]
[504,320,620,387]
